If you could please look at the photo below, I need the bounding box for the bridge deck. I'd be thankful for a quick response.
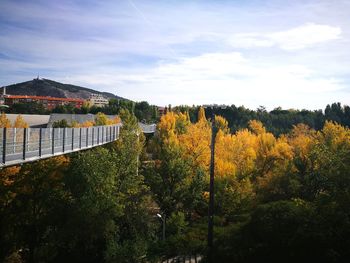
[0,124,121,168]
[0,123,157,168]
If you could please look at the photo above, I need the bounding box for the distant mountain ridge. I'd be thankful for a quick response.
[0,78,126,100]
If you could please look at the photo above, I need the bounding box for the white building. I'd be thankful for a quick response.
[88,93,109,107]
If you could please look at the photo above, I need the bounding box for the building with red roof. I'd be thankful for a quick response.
[3,95,84,110]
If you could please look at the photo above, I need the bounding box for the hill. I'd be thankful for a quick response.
[1,78,125,100]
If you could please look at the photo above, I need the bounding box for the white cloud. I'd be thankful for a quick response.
[230,34,275,48]
[65,52,346,109]
[230,23,341,50]
[270,23,342,50]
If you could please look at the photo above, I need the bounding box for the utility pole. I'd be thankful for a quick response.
[204,105,226,262]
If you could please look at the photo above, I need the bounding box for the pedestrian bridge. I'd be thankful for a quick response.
[0,123,156,168]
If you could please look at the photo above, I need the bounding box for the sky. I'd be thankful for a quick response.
[0,0,349,110]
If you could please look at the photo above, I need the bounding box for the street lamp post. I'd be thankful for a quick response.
[136,131,140,177]
[157,213,166,241]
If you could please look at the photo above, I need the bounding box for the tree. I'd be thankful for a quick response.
[80,120,94,127]
[0,156,69,263]
[248,120,266,135]
[197,107,206,123]
[13,115,28,128]
[178,115,211,171]
[212,199,350,263]
[0,109,155,263]
[61,148,122,262]
[0,112,11,128]
[107,109,155,262]
[95,112,109,126]
[52,119,70,128]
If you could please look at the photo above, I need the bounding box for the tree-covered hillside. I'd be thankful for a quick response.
[1,78,124,100]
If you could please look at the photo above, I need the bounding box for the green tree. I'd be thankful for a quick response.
[107,109,155,262]
[60,148,122,262]
[52,119,70,128]
[144,143,192,216]
[95,112,109,126]
[0,157,69,263]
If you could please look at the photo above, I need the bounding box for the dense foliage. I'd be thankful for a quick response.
[176,102,350,135]
[0,110,156,263]
[145,109,350,262]
[1,107,350,262]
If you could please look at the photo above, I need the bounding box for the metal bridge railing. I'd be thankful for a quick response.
[0,124,121,167]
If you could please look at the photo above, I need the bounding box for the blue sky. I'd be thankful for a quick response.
[0,0,349,110]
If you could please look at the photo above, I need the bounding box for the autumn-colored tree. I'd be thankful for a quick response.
[248,119,266,135]
[95,112,109,126]
[197,107,206,122]
[111,115,121,124]
[230,129,258,175]
[288,123,316,176]
[175,112,190,134]
[156,111,179,149]
[178,118,211,171]
[13,115,28,128]
[158,112,177,135]
[214,130,237,177]
[215,115,229,134]
[250,121,293,178]
[80,120,94,127]
[0,112,11,128]
[318,120,350,149]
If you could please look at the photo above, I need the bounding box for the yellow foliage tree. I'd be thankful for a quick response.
[178,118,211,171]
[151,111,180,153]
[175,112,190,134]
[248,120,266,135]
[215,130,237,177]
[158,111,177,139]
[215,115,229,134]
[13,114,29,128]
[0,112,11,128]
[154,112,302,181]
[95,112,109,126]
[214,128,259,177]
[246,121,294,178]
[288,123,315,163]
[80,121,95,127]
[197,107,206,123]
[318,121,350,150]
[111,115,121,125]
[71,121,80,128]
